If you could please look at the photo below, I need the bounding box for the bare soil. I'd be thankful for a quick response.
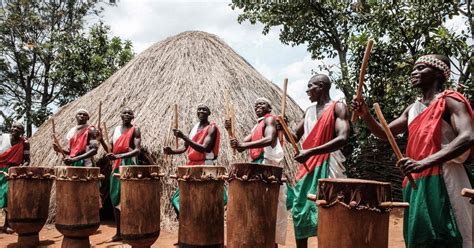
[0,209,405,247]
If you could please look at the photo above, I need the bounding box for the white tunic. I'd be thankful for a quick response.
[112,125,138,165]
[408,100,472,248]
[189,123,215,165]
[304,101,346,179]
[65,125,92,167]
[0,134,12,154]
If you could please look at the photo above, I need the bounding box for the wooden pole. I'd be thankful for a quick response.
[97,101,102,128]
[373,103,417,190]
[51,118,66,158]
[102,122,111,152]
[277,116,309,172]
[174,104,179,149]
[351,39,374,123]
[281,78,288,118]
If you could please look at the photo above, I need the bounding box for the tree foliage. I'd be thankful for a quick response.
[0,0,133,136]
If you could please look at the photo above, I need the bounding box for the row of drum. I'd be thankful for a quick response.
[4,163,287,248]
[6,163,427,248]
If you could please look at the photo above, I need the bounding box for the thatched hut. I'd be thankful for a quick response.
[30,31,304,229]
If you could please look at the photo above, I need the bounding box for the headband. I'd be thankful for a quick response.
[415,55,450,80]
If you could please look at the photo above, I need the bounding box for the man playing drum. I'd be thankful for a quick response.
[351,54,473,248]
[227,98,288,246]
[100,107,141,242]
[284,74,350,248]
[164,104,221,215]
[53,109,98,167]
[0,122,30,234]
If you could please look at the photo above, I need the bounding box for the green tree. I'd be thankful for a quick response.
[0,0,133,136]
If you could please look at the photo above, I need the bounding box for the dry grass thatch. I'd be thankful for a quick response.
[29,31,304,230]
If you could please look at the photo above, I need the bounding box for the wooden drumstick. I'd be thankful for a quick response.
[97,101,102,128]
[277,116,310,172]
[102,122,111,152]
[174,104,179,149]
[281,78,288,118]
[351,39,374,123]
[373,103,417,190]
[225,91,236,154]
[51,118,66,158]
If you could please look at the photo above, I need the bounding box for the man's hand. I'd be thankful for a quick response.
[350,96,369,117]
[172,129,186,139]
[163,146,173,155]
[397,157,429,174]
[52,142,61,153]
[275,116,288,131]
[294,149,312,163]
[96,128,103,142]
[106,153,118,161]
[63,156,75,165]
[230,138,245,152]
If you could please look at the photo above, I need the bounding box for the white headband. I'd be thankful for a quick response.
[415,55,450,80]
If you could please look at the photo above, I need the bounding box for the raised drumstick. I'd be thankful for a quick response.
[277,116,309,172]
[373,103,417,190]
[351,39,374,123]
[51,118,66,158]
[174,104,179,149]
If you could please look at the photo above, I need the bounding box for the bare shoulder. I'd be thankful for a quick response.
[445,96,470,115]
[133,126,142,137]
[334,101,349,119]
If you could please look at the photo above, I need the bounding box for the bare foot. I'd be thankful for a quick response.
[111,234,122,242]
[0,226,14,234]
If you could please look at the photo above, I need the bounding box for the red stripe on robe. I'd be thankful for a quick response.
[69,126,91,158]
[249,113,274,160]
[296,101,337,181]
[112,127,135,170]
[0,138,24,168]
[403,90,474,187]
[187,123,220,165]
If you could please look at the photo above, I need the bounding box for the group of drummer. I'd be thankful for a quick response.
[0,54,473,248]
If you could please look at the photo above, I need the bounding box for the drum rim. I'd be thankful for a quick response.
[318,178,391,186]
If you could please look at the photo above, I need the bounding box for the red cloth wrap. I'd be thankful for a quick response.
[112,127,135,170]
[296,102,337,181]
[0,138,24,168]
[403,90,474,187]
[69,126,91,158]
[249,113,274,160]
[187,123,220,165]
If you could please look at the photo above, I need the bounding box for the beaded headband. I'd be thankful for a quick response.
[76,108,90,116]
[415,55,450,80]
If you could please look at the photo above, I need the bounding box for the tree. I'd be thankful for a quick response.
[0,0,133,136]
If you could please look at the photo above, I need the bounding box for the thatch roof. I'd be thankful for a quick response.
[30,31,303,229]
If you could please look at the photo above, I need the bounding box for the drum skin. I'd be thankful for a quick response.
[7,166,54,247]
[226,163,282,248]
[120,165,162,248]
[316,178,392,248]
[177,165,226,248]
[55,166,101,248]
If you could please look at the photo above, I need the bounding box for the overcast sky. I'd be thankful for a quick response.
[99,0,344,110]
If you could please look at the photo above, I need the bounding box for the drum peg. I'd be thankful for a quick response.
[158,173,165,177]
[80,178,87,182]
[27,171,34,177]
[71,175,78,180]
[349,201,358,208]
[169,174,177,179]
[49,175,56,179]
[150,172,158,177]
[137,174,143,179]
[98,174,105,180]
[43,173,51,178]
[1,171,8,177]
[183,175,190,180]
[242,175,248,181]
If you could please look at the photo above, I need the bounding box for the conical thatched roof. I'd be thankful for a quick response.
[30,31,303,228]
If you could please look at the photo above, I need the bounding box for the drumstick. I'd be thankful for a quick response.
[102,122,111,153]
[51,118,66,158]
[277,116,310,172]
[225,91,236,154]
[174,104,179,149]
[351,39,374,123]
[373,103,417,190]
[281,78,288,118]
[97,101,102,128]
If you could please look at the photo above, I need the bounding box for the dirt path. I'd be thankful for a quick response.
[1,209,405,247]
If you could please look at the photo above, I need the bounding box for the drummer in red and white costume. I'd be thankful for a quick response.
[227,97,288,246]
[164,104,221,214]
[0,122,30,234]
[53,109,98,167]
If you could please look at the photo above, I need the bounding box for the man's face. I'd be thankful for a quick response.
[306,78,326,102]
[120,109,134,124]
[411,63,438,89]
[254,100,271,118]
[75,111,89,125]
[10,124,24,136]
[196,106,210,121]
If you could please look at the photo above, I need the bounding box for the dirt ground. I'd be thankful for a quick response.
[0,209,405,247]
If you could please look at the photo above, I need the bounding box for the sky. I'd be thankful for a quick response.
[98,0,345,110]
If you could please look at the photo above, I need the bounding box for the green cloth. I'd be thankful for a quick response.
[0,167,8,208]
[403,166,474,248]
[109,157,136,207]
[70,159,85,167]
[289,160,329,239]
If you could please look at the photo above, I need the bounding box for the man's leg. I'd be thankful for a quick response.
[112,208,122,241]
[1,210,13,234]
[296,238,308,248]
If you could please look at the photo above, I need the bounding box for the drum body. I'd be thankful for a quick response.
[226,163,282,248]
[177,165,226,248]
[315,178,392,248]
[55,166,101,248]
[7,167,55,247]
[120,165,162,248]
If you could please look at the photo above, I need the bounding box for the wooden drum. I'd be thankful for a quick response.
[309,178,409,248]
[55,166,101,248]
[120,165,162,248]
[226,163,283,248]
[176,165,226,248]
[7,167,55,246]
